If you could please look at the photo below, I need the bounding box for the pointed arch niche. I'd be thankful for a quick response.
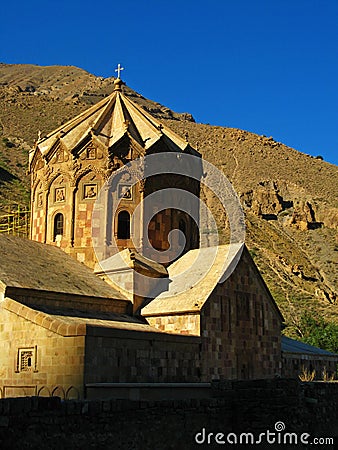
[47,174,70,246]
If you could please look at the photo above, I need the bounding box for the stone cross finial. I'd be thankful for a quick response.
[115,63,124,79]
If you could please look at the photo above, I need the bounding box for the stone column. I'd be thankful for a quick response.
[69,185,76,247]
[43,188,49,243]
[138,179,145,254]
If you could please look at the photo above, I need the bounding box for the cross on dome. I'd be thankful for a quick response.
[115,63,124,79]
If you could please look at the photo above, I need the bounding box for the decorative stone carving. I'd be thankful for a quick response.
[43,164,54,181]
[86,143,97,160]
[84,184,97,199]
[68,157,82,177]
[55,187,66,203]
[37,192,43,208]
[118,184,132,200]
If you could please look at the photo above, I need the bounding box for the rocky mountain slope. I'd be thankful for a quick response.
[0,63,337,338]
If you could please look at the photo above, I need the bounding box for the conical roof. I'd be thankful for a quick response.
[31,78,193,164]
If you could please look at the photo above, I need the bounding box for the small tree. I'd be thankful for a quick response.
[298,313,338,353]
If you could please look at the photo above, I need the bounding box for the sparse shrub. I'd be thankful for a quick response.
[249,247,259,259]
[322,367,335,382]
[299,366,316,381]
[315,155,324,160]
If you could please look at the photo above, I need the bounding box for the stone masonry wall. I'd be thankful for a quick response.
[0,380,336,449]
[84,327,202,383]
[146,313,200,336]
[0,307,85,399]
[144,249,282,382]
[200,249,282,380]
[282,353,338,379]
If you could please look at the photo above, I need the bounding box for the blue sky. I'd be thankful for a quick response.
[1,0,337,165]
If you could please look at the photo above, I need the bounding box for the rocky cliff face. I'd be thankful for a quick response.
[0,63,337,336]
[240,179,338,232]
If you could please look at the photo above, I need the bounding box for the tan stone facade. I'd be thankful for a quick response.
[84,329,201,384]
[0,78,299,399]
[0,299,85,399]
[29,79,200,268]
[282,352,338,380]
[30,146,104,267]
[145,248,282,380]
[0,234,286,398]
[0,296,202,397]
[199,253,281,380]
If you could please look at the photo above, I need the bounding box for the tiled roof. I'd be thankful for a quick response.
[0,235,127,301]
[2,297,162,337]
[30,79,196,167]
[142,244,244,316]
[95,248,169,278]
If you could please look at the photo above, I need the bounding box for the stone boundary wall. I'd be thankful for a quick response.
[0,379,337,449]
[282,352,338,379]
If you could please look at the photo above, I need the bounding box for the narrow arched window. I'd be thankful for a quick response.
[53,213,64,241]
[117,211,130,239]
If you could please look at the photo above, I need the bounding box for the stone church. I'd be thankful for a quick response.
[0,75,286,400]
[29,77,200,268]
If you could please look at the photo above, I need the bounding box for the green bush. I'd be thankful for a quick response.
[299,312,338,353]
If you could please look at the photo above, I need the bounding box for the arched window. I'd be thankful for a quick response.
[53,213,64,241]
[117,211,130,239]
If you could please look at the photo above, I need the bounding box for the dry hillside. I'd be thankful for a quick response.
[0,63,337,338]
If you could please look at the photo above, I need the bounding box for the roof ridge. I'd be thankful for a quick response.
[34,83,193,158]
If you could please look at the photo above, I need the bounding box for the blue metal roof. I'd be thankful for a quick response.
[281,336,338,356]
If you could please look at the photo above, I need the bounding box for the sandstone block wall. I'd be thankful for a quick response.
[0,307,85,398]
[282,353,338,379]
[84,327,202,383]
[146,313,200,336]
[200,252,282,380]
[145,249,282,381]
